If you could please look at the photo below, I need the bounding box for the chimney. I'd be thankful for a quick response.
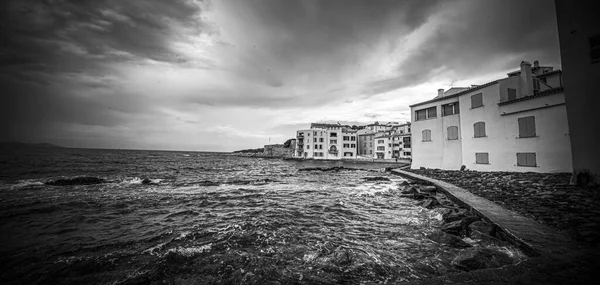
[533,60,539,69]
[437,88,444,98]
[520,61,533,97]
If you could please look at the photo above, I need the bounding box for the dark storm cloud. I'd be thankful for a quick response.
[363,0,560,95]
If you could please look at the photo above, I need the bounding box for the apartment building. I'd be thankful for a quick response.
[294,123,357,159]
[358,133,374,157]
[410,61,572,173]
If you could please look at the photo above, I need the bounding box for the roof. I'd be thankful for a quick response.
[497,87,564,106]
[310,123,350,128]
[409,80,499,108]
[507,69,561,78]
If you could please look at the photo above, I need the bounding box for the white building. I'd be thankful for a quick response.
[410,61,572,173]
[294,123,357,159]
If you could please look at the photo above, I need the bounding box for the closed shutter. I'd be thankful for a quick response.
[517,153,536,166]
[526,153,537,166]
[518,116,536,137]
[508,88,517,100]
[448,126,458,140]
[476,153,489,164]
[471,93,483,108]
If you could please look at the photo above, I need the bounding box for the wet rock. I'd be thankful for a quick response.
[441,220,463,236]
[421,198,440,209]
[443,209,468,223]
[451,248,514,271]
[141,178,152,185]
[362,176,391,182]
[418,185,437,193]
[46,177,105,186]
[460,165,466,171]
[427,230,472,248]
[468,221,495,236]
[332,248,354,266]
[400,186,418,194]
[197,180,221,186]
[461,216,481,229]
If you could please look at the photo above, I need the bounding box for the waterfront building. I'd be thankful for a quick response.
[294,123,357,159]
[410,61,572,173]
[555,0,600,181]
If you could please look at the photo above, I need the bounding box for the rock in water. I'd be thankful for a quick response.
[460,165,466,171]
[451,248,514,271]
[46,177,105,186]
[401,186,418,194]
[442,220,464,236]
[421,198,440,209]
[443,209,468,223]
[468,221,495,236]
[427,230,472,248]
[362,176,391,182]
[141,178,152,185]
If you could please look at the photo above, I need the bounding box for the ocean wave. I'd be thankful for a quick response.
[120,177,163,185]
[2,179,45,190]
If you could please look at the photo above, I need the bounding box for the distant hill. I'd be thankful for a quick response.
[232,148,264,154]
[0,142,64,149]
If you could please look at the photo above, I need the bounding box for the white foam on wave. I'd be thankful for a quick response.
[165,244,212,257]
[121,177,163,185]
[3,179,45,190]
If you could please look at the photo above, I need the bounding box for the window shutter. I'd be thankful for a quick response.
[526,153,536,166]
[508,88,517,101]
[517,153,526,166]
[518,118,526,137]
[527,117,536,137]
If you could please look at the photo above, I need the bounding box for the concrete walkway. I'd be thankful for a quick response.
[391,169,575,257]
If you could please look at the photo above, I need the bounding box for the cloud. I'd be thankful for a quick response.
[1,0,561,151]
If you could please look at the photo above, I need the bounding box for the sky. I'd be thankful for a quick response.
[1,0,561,151]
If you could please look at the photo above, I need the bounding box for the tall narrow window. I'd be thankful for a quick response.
[474,122,486,138]
[517,153,537,167]
[471,93,483,108]
[447,126,458,140]
[422,129,431,142]
[507,88,517,101]
[518,116,536,138]
[416,109,427,121]
[476,153,489,164]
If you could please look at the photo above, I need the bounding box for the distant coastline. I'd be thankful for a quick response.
[0,142,64,149]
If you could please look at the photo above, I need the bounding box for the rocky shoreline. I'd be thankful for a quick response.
[405,169,600,245]
[396,178,527,272]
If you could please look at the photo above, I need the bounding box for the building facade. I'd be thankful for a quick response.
[294,123,358,160]
[410,61,572,173]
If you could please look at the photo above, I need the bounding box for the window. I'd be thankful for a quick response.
[474,122,486,138]
[447,126,459,140]
[319,138,324,142]
[415,106,437,121]
[314,138,317,143]
[330,140,337,144]
[377,146,385,151]
[369,142,372,147]
[314,131,317,136]
[507,88,517,101]
[330,133,337,137]
[442,102,459,116]
[307,133,310,136]
[422,129,431,142]
[471,93,483,108]
[518,116,536,138]
[350,144,356,148]
[393,143,400,147]
[351,137,356,141]
[369,150,372,154]
[388,143,391,147]
[517,153,537,167]
[343,136,350,141]
[319,145,323,149]
[404,152,411,156]
[590,34,600,64]
[533,78,541,92]
[343,143,349,148]
[476,153,489,164]
[307,145,310,149]
[314,144,318,149]
[378,140,384,144]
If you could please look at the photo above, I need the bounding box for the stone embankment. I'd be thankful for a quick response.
[397,179,527,272]
[406,169,600,245]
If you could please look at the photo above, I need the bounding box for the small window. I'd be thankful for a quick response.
[415,106,437,121]
[471,93,483,108]
[319,145,323,149]
[330,132,337,137]
[313,138,317,143]
[314,131,317,136]
[378,140,384,144]
[404,152,411,156]
[508,88,517,101]
[422,129,432,142]
[377,146,385,151]
[314,144,318,149]
[319,138,324,142]
[351,144,355,148]
[447,126,459,140]
[475,153,489,164]
[517,153,537,167]
[474,122,486,138]
[330,140,337,144]
[351,137,356,141]
[442,103,459,116]
[307,145,310,149]
[518,116,536,138]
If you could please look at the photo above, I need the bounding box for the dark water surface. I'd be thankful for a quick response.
[1,148,460,284]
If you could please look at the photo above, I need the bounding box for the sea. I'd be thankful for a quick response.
[0,148,464,284]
